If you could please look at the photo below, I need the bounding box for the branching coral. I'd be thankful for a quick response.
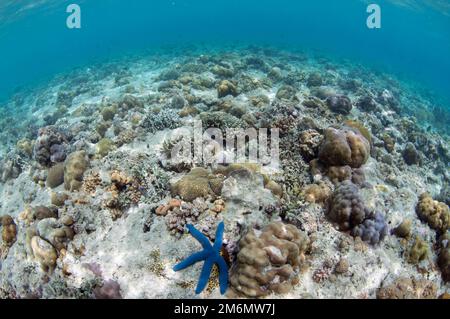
[229,222,309,297]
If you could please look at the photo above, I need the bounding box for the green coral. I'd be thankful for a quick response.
[96,138,115,158]
[407,236,429,264]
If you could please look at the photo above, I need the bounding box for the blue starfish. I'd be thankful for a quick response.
[173,221,229,295]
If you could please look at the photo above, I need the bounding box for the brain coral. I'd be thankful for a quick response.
[318,127,370,168]
[416,193,449,234]
[171,168,224,202]
[64,151,89,191]
[229,221,309,297]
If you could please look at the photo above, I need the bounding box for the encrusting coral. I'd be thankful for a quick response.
[416,193,449,234]
[318,127,370,168]
[229,221,310,297]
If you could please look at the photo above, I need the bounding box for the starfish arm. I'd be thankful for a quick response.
[195,257,214,294]
[173,250,208,272]
[216,255,229,295]
[213,221,225,250]
[187,224,212,250]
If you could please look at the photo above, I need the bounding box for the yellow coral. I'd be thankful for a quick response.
[171,168,224,202]
[417,193,449,233]
[64,151,89,191]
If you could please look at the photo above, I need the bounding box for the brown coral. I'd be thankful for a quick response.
[416,193,449,233]
[30,236,58,273]
[171,168,224,202]
[303,183,331,204]
[318,127,370,168]
[377,277,437,299]
[217,80,238,98]
[1,215,17,249]
[64,151,89,191]
[229,221,309,297]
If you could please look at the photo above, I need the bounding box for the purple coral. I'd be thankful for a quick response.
[33,126,68,167]
[352,211,388,245]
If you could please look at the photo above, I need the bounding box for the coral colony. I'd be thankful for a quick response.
[173,222,229,295]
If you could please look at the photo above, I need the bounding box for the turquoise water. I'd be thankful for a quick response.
[0,0,449,105]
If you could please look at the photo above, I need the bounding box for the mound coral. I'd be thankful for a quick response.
[326,95,353,114]
[327,181,387,244]
[217,80,238,98]
[30,236,58,273]
[416,193,449,233]
[351,211,388,245]
[407,236,429,265]
[1,215,17,249]
[64,151,89,191]
[46,163,65,189]
[276,85,297,100]
[318,127,370,168]
[327,181,369,231]
[403,143,421,165]
[377,277,437,299]
[171,168,224,202]
[96,138,115,158]
[229,222,309,297]
[33,126,68,167]
[303,183,331,204]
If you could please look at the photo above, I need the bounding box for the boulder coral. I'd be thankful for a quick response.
[217,80,238,98]
[64,151,89,191]
[46,163,65,189]
[326,95,353,115]
[30,236,58,273]
[1,215,17,248]
[171,168,224,202]
[416,193,449,234]
[318,127,370,168]
[229,222,309,297]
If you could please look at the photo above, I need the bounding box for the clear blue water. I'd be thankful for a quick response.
[0,0,449,105]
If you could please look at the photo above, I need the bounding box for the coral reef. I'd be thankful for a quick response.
[326,95,353,114]
[229,222,309,297]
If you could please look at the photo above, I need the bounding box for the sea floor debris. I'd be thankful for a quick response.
[0,46,449,299]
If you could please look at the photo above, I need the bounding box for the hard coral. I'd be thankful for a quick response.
[30,236,58,273]
[416,193,449,233]
[327,181,370,231]
[171,168,224,202]
[229,222,309,297]
[1,215,17,249]
[318,127,370,168]
[33,126,68,167]
[64,151,89,191]
[377,277,437,299]
[217,80,238,98]
[326,95,353,114]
